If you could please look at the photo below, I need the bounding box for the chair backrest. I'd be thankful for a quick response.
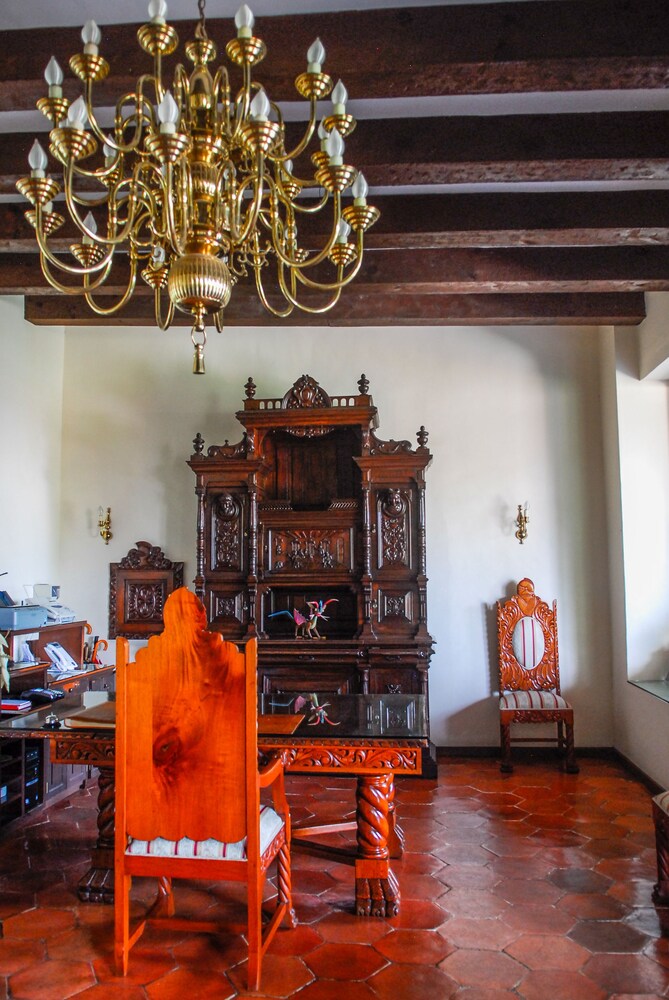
[497,578,560,694]
[116,587,258,848]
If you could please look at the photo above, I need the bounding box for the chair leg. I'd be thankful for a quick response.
[114,874,131,976]
[247,877,263,992]
[500,720,513,773]
[564,720,579,773]
[277,842,297,929]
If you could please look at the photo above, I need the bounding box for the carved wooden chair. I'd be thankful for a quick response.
[496,578,578,774]
[114,587,295,990]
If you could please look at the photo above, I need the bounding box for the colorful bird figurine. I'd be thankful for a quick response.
[268,598,338,639]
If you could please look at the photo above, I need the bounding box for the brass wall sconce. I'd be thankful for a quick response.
[515,503,529,544]
[98,506,112,545]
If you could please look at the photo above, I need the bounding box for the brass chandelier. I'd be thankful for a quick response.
[17,0,379,372]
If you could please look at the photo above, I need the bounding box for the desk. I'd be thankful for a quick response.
[0,692,429,917]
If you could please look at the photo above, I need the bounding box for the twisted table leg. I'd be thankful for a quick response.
[355,773,400,917]
[77,765,116,904]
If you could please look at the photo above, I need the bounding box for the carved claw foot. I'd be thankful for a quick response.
[355,867,400,917]
[78,866,114,904]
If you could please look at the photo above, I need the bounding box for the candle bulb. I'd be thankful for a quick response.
[318,120,328,152]
[148,0,167,23]
[81,19,101,56]
[332,79,348,116]
[157,90,179,133]
[82,211,97,245]
[44,56,63,98]
[235,4,254,38]
[352,171,368,206]
[28,139,48,178]
[326,127,344,166]
[335,218,351,244]
[103,135,116,167]
[250,88,270,122]
[66,96,88,131]
[307,38,325,74]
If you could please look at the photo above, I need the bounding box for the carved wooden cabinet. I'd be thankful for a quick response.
[188,374,434,709]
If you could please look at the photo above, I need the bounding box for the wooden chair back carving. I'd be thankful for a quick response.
[497,577,561,694]
[115,586,295,989]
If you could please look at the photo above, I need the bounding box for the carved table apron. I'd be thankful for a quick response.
[48,728,425,915]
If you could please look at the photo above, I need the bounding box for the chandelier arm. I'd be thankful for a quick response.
[277,260,343,314]
[154,286,175,331]
[163,163,189,257]
[288,190,330,215]
[33,210,114,277]
[295,245,364,291]
[212,66,232,134]
[279,99,319,164]
[253,259,295,319]
[230,64,255,146]
[63,172,139,249]
[265,203,343,272]
[83,261,138,316]
[109,81,158,152]
[231,169,265,248]
[172,63,191,117]
[80,76,153,157]
[152,52,165,105]
[38,249,114,292]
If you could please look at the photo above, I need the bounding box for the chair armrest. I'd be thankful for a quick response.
[258,752,284,787]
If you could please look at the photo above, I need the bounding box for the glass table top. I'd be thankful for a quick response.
[0,691,428,742]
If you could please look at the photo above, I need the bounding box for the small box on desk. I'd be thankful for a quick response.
[0,606,48,630]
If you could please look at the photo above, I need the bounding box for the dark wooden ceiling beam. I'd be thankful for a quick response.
[5,193,669,254]
[2,2,669,112]
[5,246,669,297]
[23,291,646,327]
[4,112,669,195]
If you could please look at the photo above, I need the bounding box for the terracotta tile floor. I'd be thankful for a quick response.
[1,755,668,999]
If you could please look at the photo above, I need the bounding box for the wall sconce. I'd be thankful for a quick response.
[515,503,529,544]
[98,507,112,545]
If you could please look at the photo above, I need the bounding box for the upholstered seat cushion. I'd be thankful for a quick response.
[653,790,669,816]
[500,690,570,711]
[126,804,284,861]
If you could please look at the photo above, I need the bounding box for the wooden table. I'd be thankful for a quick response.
[0,692,430,917]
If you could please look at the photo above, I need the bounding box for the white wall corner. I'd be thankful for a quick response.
[638,291,669,380]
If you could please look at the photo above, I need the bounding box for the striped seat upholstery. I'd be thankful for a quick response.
[126,805,284,861]
[500,690,569,711]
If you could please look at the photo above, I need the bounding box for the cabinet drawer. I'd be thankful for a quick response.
[88,669,115,692]
[259,665,357,697]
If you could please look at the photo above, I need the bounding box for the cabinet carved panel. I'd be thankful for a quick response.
[267,527,354,574]
[188,374,434,748]
[377,489,412,569]
[211,493,245,572]
[109,541,184,639]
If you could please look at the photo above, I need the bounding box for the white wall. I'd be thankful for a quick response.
[0,297,65,601]
[53,320,615,748]
[610,295,669,787]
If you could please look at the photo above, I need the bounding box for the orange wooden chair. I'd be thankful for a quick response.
[496,578,578,774]
[114,587,295,990]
